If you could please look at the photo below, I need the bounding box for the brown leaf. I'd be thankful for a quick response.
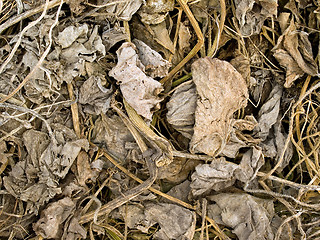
[167,81,197,139]
[109,42,163,120]
[273,19,318,87]
[76,151,93,187]
[207,193,275,240]
[138,0,175,25]
[235,0,277,36]
[190,58,248,156]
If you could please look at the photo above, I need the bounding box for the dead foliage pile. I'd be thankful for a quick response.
[1,0,320,239]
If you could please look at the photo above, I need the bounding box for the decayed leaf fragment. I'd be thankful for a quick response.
[109,42,163,120]
[33,197,86,239]
[133,39,171,78]
[273,18,318,87]
[138,0,175,25]
[119,202,196,239]
[167,81,197,139]
[190,157,239,196]
[190,57,248,156]
[234,0,278,36]
[207,193,275,240]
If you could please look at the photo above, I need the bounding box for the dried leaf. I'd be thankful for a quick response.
[120,202,196,239]
[207,193,275,240]
[91,114,135,162]
[178,22,191,52]
[145,203,196,240]
[56,24,89,49]
[254,84,282,140]
[190,157,239,196]
[33,197,86,239]
[133,39,171,78]
[78,76,112,115]
[234,147,265,183]
[273,19,318,87]
[138,0,175,25]
[102,26,128,51]
[109,42,163,120]
[167,81,197,139]
[162,180,191,203]
[220,116,259,158]
[150,21,175,53]
[235,0,278,36]
[102,0,143,21]
[190,58,248,156]
[76,151,93,187]
[260,117,293,172]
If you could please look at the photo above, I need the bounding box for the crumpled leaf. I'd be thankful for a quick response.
[220,115,259,158]
[190,58,248,156]
[3,126,89,213]
[133,39,171,78]
[234,147,265,183]
[207,193,275,240]
[33,197,86,239]
[91,114,136,162]
[102,0,143,21]
[138,0,175,25]
[119,202,196,240]
[254,84,282,140]
[158,157,201,183]
[53,24,106,83]
[273,18,318,87]
[190,157,239,196]
[78,76,112,115]
[235,0,278,36]
[102,26,128,51]
[260,117,293,172]
[56,24,89,49]
[109,42,163,120]
[191,148,265,196]
[167,81,197,139]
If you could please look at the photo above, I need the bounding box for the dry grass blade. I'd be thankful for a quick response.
[160,0,204,86]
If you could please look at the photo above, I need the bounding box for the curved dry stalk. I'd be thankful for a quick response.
[263,80,320,180]
[160,0,204,85]
[207,0,226,57]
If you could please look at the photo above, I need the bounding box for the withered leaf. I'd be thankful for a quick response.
[235,0,277,36]
[120,202,196,239]
[109,42,163,120]
[190,58,248,156]
[273,19,318,87]
[133,39,171,78]
[207,193,275,240]
[33,197,86,239]
[138,0,175,25]
[167,81,197,139]
[78,76,112,115]
[190,157,239,196]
